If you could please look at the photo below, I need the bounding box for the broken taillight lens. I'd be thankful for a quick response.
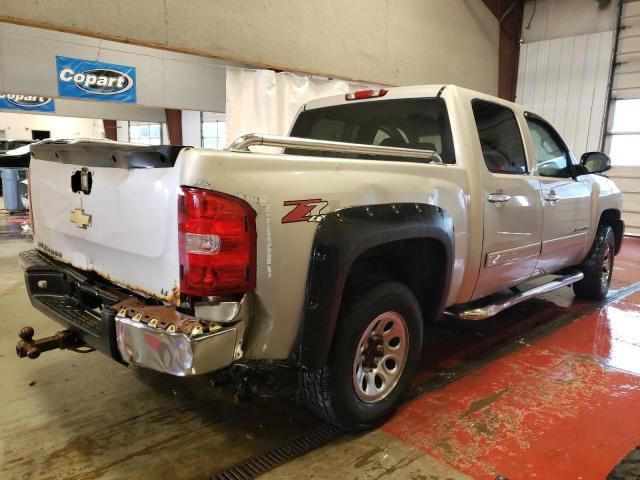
[178,187,256,297]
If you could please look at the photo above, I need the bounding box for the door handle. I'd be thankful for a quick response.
[544,190,560,203]
[488,191,512,204]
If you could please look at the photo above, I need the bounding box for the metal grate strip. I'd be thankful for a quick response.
[212,423,341,480]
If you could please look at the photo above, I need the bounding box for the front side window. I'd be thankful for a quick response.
[472,100,527,174]
[288,98,455,164]
[526,117,571,177]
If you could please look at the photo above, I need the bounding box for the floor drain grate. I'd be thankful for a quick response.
[212,423,342,480]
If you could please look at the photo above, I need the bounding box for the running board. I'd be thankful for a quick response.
[447,271,584,321]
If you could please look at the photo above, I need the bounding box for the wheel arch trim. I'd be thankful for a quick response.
[599,208,624,254]
[294,203,454,370]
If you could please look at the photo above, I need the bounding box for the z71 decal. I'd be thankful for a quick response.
[282,199,329,223]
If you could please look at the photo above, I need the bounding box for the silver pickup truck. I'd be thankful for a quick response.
[16,85,623,430]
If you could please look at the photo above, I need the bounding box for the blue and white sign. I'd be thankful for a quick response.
[56,56,137,104]
[0,93,55,112]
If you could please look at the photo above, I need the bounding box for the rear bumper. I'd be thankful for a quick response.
[19,249,246,376]
[114,303,246,376]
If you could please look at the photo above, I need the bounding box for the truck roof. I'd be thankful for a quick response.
[303,84,527,114]
[303,85,446,111]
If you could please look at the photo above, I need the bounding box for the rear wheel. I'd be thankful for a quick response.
[300,281,423,431]
[573,225,615,301]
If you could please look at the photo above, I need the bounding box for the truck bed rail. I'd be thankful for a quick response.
[227,133,443,163]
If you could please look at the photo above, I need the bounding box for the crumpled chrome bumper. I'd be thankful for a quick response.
[115,316,245,376]
[115,297,248,377]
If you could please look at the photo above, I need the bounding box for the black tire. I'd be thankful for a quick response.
[573,224,615,301]
[300,281,423,432]
[607,447,640,480]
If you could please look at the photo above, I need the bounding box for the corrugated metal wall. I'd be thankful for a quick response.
[608,166,640,235]
[613,0,640,99]
[608,0,640,236]
[516,31,614,156]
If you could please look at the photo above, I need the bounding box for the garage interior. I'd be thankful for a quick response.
[1,1,640,479]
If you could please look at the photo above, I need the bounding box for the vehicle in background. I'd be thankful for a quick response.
[0,139,34,155]
[0,143,33,212]
[16,85,623,431]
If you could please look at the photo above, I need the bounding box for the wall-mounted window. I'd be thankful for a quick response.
[129,121,162,145]
[201,112,226,149]
[608,99,640,166]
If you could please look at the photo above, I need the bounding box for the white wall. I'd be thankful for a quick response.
[0,0,500,94]
[0,97,166,124]
[0,23,228,111]
[116,120,129,143]
[51,98,166,123]
[522,0,617,43]
[0,112,102,140]
[182,110,202,147]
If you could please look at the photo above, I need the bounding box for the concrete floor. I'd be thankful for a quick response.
[1,205,640,480]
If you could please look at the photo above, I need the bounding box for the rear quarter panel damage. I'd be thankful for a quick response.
[180,148,472,360]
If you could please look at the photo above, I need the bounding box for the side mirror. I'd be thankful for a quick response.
[580,152,611,174]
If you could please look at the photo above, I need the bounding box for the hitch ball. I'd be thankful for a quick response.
[16,326,41,359]
[16,327,85,359]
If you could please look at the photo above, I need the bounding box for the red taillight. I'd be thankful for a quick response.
[178,187,256,297]
[345,88,388,101]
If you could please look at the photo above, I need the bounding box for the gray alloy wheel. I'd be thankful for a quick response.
[352,311,409,403]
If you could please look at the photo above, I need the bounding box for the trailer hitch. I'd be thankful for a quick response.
[16,326,94,359]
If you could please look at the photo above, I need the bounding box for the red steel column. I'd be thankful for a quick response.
[481,0,525,101]
[165,109,183,145]
[102,119,117,141]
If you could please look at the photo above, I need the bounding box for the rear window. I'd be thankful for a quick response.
[287,98,455,164]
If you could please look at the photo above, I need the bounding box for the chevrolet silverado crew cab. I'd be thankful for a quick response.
[16,85,623,431]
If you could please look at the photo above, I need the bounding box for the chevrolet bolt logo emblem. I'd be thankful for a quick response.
[70,208,91,229]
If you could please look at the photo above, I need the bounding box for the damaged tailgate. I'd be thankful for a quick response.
[29,139,185,303]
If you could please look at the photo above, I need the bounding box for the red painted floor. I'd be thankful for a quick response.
[385,236,640,480]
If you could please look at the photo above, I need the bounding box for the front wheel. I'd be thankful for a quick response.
[300,281,423,431]
[573,224,615,301]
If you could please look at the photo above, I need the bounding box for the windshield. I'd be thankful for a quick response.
[288,98,455,164]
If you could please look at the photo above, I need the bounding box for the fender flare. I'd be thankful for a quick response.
[294,203,455,370]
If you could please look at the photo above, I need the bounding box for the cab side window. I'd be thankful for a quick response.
[472,100,527,174]
[526,118,571,178]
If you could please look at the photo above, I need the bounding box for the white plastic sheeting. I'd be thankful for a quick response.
[516,31,614,156]
[225,68,371,148]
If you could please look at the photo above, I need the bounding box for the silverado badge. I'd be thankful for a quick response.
[70,208,92,229]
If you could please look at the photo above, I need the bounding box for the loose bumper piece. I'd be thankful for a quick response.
[112,296,249,376]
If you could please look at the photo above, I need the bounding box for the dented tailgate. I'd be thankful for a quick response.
[29,140,185,303]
